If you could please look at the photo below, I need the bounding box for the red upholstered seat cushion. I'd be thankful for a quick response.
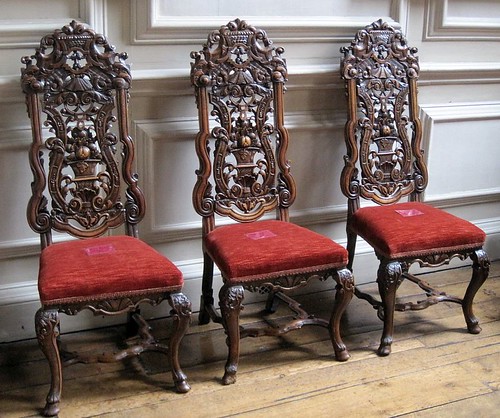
[204,219,348,283]
[350,201,486,259]
[38,235,183,305]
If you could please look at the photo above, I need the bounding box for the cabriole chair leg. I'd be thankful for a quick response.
[463,249,490,334]
[219,284,244,385]
[168,293,192,393]
[35,308,62,417]
[377,261,403,356]
[329,268,354,361]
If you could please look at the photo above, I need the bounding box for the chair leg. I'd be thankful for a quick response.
[168,292,192,393]
[346,228,357,271]
[265,291,280,313]
[35,308,62,417]
[219,284,244,385]
[125,308,141,338]
[463,249,490,334]
[376,260,403,356]
[199,252,215,325]
[329,268,354,361]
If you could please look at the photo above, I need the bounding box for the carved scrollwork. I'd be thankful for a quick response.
[377,260,404,292]
[35,309,60,343]
[169,292,193,318]
[219,285,245,311]
[404,248,488,270]
[412,252,467,268]
[57,294,167,316]
[472,248,490,273]
[246,270,333,294]
[191,19,295,222]
[335,268,355,292]
[340,19,428,205]
[21,21,143,239]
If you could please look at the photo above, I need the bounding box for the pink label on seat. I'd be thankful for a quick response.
[395,209,424,217]
[84,244,116,255]
[245,230,277,240]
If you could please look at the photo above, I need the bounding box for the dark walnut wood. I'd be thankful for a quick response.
[340,19,489,356]
[191,18,354,385]
[21,20,191,417]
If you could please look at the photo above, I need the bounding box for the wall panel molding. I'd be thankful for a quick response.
[0,127,30,150]
[421,101,500,123]
[129,63,500,90]
[391,0,410,34]
[133,117,198,243]
[420,101,500,205]
[130,0,400,44]
[419,63,500,85]
[424,0,500,41]
[0,238,40,261]
[0,0,106,49]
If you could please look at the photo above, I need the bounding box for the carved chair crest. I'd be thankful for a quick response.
[340,19,428,206]
[190,18,295,223]
[21,20,143,245]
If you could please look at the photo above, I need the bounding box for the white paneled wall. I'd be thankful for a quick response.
[0,0,499,342]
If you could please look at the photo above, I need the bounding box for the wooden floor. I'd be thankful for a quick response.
[1,262,499,418]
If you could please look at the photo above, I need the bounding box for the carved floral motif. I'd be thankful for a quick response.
[340,19,427,204]
[21,20,140,237]
[191,18,293,221]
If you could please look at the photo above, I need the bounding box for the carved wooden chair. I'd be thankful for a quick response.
[340,19,490,356]
[20,21,191,416]
[190,18,354,385]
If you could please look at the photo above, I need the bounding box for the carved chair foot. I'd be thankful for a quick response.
[466,320,482,335]
[334,346,350,362]
[377,337,393,356]
[42,401,60,417]
[174,377,191,393]
[222,368,237,385]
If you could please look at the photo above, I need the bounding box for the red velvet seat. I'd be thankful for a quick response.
[39,236,183,304]
[206,220,348,283]
[340,20,489,356]
[191,19,354,385]
[21,21,191,417]
[350,202,486,259]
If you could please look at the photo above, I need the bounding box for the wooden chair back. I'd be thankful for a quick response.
[190,18,296,231]
[21,20,144,248]
[340,19,428,211]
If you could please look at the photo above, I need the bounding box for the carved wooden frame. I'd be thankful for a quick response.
[340,19,490,356]
[21,21,191,416]
[191,18,353,385]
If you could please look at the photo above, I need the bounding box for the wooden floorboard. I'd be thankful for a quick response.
[1,262,498,417]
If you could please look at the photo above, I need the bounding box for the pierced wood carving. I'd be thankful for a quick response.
[191,18,295,223]
[22,22,192,416]
[21,20,144,241]
[191,19,354,386]
[245,270,336,294]
[340,19,428,205]
[340,20,490,358]
[57,294,168,316]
